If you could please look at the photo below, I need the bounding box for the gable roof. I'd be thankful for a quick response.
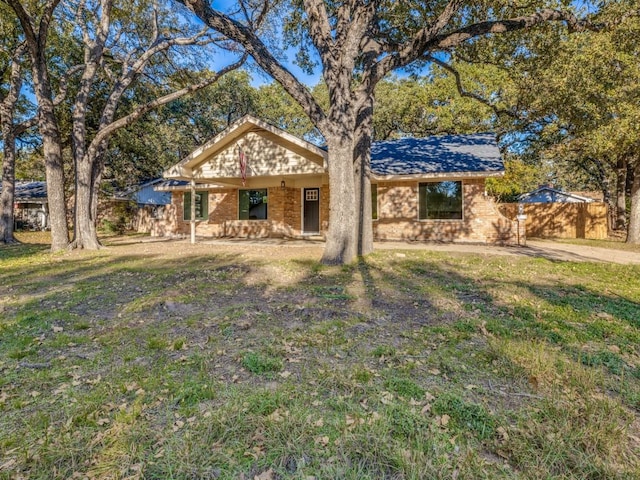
[165,115,327,180]
[370,134,503,179]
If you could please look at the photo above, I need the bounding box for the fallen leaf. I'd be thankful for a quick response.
[497,426,509,441]
[52,326,63,333]
[254,468,274,480]
[438,414,450,427]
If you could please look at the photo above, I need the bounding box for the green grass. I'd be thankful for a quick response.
[1,240,639,479]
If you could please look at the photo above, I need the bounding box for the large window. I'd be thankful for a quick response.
[371,184,378,220]
[183,191,208,220]
[239,189,268,220]
[418,181,463,220]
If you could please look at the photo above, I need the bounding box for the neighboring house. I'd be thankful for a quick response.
[112,178,173,233]
[518,186,595,204]
[155,115,516,243]
[0,181,49,230]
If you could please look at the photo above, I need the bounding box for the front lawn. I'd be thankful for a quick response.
[1,240,639,479]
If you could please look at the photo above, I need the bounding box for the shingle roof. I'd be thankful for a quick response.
[0,181,48,200]
[154,180,189,189]
[518,186,594,203]
[370,133,503,176]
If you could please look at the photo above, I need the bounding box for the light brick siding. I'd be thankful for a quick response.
[154,179,515,243]
[154,186,330,238]
[373,179,516,244]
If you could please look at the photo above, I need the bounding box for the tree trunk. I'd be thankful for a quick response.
[626,161,640,244]
[31,54,69,251]
[321,135,358,265]
[71,157,101,249]
[615,157,627,230]
[354,94,374,257]
[0,128,18,244]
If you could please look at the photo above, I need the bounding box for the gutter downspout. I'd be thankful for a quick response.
[190,178,196,244]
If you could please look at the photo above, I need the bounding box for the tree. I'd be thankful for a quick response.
[489,3,640,240]
[174,0,597,264]
[64,0,241,249]
[0,40,26,244]
[3,0,248,250]
[4,0,70,251]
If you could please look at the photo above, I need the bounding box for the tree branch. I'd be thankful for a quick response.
[176,0,327,130]
[86,55,248,160]
[371,8,597,82]
[427,55,519,119]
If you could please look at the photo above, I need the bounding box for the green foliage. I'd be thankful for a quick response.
[486,158,547,202]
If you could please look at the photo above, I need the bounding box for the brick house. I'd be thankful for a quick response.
[155,115,517,243]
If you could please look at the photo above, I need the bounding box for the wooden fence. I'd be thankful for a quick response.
[499,202,608,240]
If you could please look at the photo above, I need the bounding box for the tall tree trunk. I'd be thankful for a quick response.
[321,135,358,265]
[0,127,18,244]
[626,161,640,244]
[0,50,23,244]
[354,93,374,257]
[8,0,69,251]
[33,67,69,251]
[615,157,627,230]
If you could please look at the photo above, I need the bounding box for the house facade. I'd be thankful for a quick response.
[155,116,517,244]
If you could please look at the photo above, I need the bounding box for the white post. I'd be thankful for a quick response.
[190,179,196,244]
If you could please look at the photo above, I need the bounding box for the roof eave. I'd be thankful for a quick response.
[372,171,504,181]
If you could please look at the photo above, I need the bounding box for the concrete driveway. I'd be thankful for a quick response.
[126,236,640,265]
[375,239,640,265]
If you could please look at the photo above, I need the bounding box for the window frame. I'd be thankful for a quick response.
[417,181,464,221]
[183,191,208,221]
[238,188,268,220]
[371,184,378,220]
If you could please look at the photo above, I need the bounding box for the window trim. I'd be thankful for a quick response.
[183,191,208,221]
[238,188,268,220]
[371,183,378,221]
[417,180,464,221]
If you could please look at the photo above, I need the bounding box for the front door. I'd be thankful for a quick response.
[303,188,320,233]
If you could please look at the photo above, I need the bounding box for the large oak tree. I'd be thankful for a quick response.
[174,0,595,264]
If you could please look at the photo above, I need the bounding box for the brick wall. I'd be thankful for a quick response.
[153,180,515,243]
[154,187,322,239]
[373,179,517,244]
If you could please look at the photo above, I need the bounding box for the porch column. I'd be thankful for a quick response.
[190,179,196,244]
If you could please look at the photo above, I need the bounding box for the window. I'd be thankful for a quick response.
[418,181,462,220]
[183,191,208,220]
[305,189,318,201]
[371,184,378,220]
[239,189,268,220]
